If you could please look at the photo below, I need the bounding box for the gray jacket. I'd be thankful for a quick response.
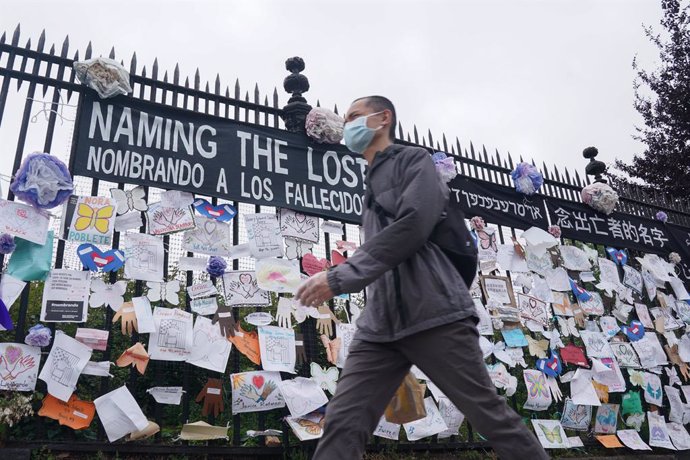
[327,144,476,342]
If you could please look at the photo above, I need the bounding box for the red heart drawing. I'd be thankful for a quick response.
[302,253,331,276]
[295,213,306,223]
[5,345,21,365]
[331,250,347,266]
[91,254,114,267]
[239,273,252,285]
[252,375,264,389]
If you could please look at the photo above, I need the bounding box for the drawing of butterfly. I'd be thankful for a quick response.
[74,203,114,233]
[526,372,549,398]
[284,237,314,260]
[646,383,662,400]
[477,229,498,252]
[89,279,127,310]
[310,363,339,395]
[110,186,147,215]
[557,316,580,338]
[146,280,180,305]
[297,414,325,435]
[596,408,617,430]
[539,423,563,444]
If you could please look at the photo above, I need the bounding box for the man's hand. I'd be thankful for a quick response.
[295,271,334,308]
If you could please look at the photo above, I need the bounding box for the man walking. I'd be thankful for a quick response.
[295,96,548,460]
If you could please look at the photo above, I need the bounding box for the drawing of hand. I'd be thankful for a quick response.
[276,298,293,329]
[212,305,236,338]
[195,378,224,417]
[113,302,138,336]
[295,333,307,365]
[316,304,336,336]
[239,383,262,402]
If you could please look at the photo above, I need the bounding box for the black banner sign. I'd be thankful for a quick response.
[71,93,367,223]
[448,176,548,229]
[546,197,672,254]
[667,223,690,284]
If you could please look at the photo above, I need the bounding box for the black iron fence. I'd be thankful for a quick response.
[1,23,690,458]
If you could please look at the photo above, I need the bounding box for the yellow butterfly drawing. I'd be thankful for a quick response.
[74,203,114,233]
[539,423,563,444]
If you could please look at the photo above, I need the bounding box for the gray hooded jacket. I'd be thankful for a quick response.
[327,144,476,343]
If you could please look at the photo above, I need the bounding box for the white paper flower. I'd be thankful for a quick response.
[581,182,619,215]
[305,107,344,144]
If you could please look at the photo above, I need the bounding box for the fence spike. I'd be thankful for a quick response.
[163,70,169,83]
[428,129,434,148]
[215,74,221,95]
[435,141,441,151]
[254,83,259,103]
[108,46,116,59]
[469,142,477,160]
[173,63,180,85]
[531,157,536,167]
[205,81,210,93]
[141,65,147,78]
[11,23,20,46]
[16,38,30,90]
[450,142,457,156]
[0,31,6,45]
[397,121,404,140]
[60,35,69,58]
[333,104,339,114]
[194,68,200,90]
[129,52,137,75]
[184,76,190,88]
[225,86,230,98]
[574,170,582,187]
[234,78,240,98]
[442,133,448,153]
[316,99,321,108]
[37,30,46,52]
[481,145,490,164]
[564,168,572,185]
[48,43,55,55]
[406,133,411,142]
[67,50,79,100]
[273,87,279,107]
[85,41,92,59]
[413,125,419,144]
[495,149,503,168]
[152,58,159,80]
[264,95,269,106]
[553,165,562,182]
[456,137,463,157]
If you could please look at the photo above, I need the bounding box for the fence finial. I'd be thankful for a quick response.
[281,57,311,133]
[582,146,607,183]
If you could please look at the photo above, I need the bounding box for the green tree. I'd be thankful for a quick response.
[615,0,690,198]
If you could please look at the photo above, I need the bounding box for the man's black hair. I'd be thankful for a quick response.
[353,96,397,140]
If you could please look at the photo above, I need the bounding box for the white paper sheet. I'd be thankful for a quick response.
[403,397,449,441]
[41,269,91,323]
[617,429,652,450]
[570,369,601,406]
[187,316,232,373]
[278,377,328,417]
[114,211,143,232]
[670,278,690,301]
[245,213,283,259]
[0,199,50,244]
[132,296,155,333]
[321,220,343,236]
[124,233,164,282]
[531,419,569,448]
[222,271,270,306]
[178,256,209,272]
[81,361,113,377]
[39,331,92,401]
[89,279,127,311]
[258,326,296,374]
[147,386,185,405]
[373,416,400,440]
[182,216,232,256]
[94,385,149,442]
[148,307,194,361]
[279,209,319,243]
[0,274,26,309]
[0,343,41,391]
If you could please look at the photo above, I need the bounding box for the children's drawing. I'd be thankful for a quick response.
[648,411,674,449]
[63,195,116,246]
[230,371,285,414]
[622,265,643,294]
[146,280,181,306]
[124,233,164,282]
[594,403,619,434]
[310,363,339,395]
[632,333,668,368]
[374,416,401,441]
[0,199,50,245]
[517,293,550,326]
[245,213,283,259]
[110,186,147,214]
[480,275,516,306]
[148,307,193,361]
[38,331,92,402]
[525,248,555,275]
[222,271,270,306]
[336,323,356,368]
[578,291,604,316]
[255,258,301,294]
[187,316,231,373]
[592,358,626,393]
[558,245,592,271]
[278,377,329,417]
[551,291,573,316]
[556,316,579,338]
[279,208,319,243]
[634,302,654,328]
[643,372,663,406]
[437,397,464,439]
[476,227,498,262]
[258,326,296,374]
[531,419,569,449]
[182,216,232,256]
[193,198,237,222]
[403,397,448,441]
[145,202,195,235]
[579,330,614,358]
[286,410,326,441]
[610,341,641,368]
[0,343,40,391]
[560,398,591,431]
[523,369,552,411]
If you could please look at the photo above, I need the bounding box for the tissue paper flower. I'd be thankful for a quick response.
[206,256,227,278]
[24,324,52,347]
[669,252,681,265]
[470,216,486,231]
[0,234,16,254]
[580,182,618,215]
[432,152,458,184]
[9,153,73,209]
[655,211,668,223]
[305,107,344,144]
[547,225,561,239]
[73,57,133,99]
[510,162,543,195]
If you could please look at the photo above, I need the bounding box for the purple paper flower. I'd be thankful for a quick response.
[206,256,227,278]
[548,225,562,239]
[669,252,681,265]
[510,162,543,195]
[0,234,16,254]
[581,182,618,215]
[432,152,458,183]
[10,153,73,209]
[305,107,344,144]
[24,324,52,347]
[655,211,668,223]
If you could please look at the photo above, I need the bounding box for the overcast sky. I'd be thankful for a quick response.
[0,0,663,183]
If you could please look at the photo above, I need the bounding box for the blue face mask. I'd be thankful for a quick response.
[343,111,383,154]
